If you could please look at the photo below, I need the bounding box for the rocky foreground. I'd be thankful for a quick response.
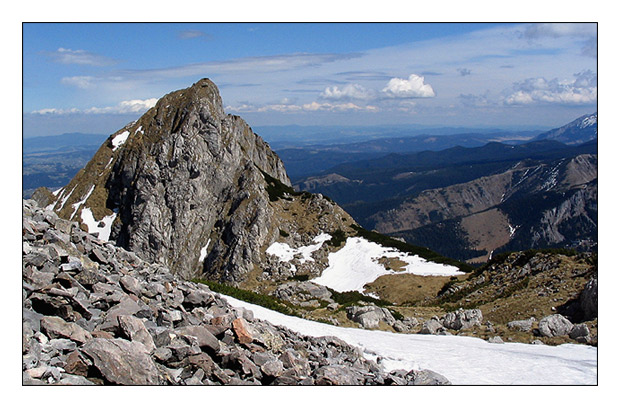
[22,199,449,385]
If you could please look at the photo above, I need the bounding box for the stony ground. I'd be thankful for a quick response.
[22,199,449,385]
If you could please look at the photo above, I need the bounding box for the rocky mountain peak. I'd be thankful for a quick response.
[44,79,354,285]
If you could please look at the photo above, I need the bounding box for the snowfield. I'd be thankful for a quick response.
[223,295,597,385]
[311,237,464,293]
[111,130,130,151]
[80,208,117,241]
[267,233,332,263]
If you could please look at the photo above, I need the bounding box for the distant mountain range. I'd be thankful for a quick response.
[294,113,597,262]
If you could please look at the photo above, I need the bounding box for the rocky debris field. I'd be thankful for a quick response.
[22,199,449,385]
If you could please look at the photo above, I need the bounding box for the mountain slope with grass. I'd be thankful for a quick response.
[37,79,467,302]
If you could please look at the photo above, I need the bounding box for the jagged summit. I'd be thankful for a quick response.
[44,79,355,284]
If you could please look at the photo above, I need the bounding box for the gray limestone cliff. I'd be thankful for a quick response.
[46,79,355,284]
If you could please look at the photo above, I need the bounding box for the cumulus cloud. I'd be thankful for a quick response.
[381,74,435,98]
[31,98,159,115]
[320,84,374,100]
[46,48,115,66]
[504,70,597,105]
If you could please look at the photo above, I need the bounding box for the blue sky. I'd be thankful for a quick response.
[23,22,597,137]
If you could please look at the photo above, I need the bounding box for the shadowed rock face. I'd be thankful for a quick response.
[47,79,353,283]
[105,79,289,280]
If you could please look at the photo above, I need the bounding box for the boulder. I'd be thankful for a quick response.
[538,314,574,337]
[579,278,597,320]
[346,305,396,329]
[40,316,92,344]
[173,325,220,353]
[81,338,161,385]
[569,323,591,343]
[232,318,254,344]
[442,308,483,330]
[507,317,536,332]
[118,315,156,353]
[419,317,445,335]
[314,365,363,385]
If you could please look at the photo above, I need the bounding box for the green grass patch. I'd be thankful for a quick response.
[328,288,392,307]
[326,229,347,247]
[289,274,310,282]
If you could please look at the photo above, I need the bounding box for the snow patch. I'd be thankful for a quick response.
[198,239,211,263]
[80,207,117,241]
[311,237,463,294]
[70,185,95,219]
[580,115,597,128]
[509,224,517,237]
[57,185,77,210]
[111,130,130,151]
[266,233,332,264]
[222,295,597,385]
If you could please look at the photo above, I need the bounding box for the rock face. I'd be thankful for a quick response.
[45,78,355,284]
[22,199,449,385]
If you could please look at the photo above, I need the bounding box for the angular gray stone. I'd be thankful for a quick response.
[411,369,451,385]
[569,323,591,343]
[314,365,362,385]
[119,275,142,296]
[538,314,574,337]
[118,315,156,353]
[419,317,444,335]
[173,325,220,353]
[508,317,536,332]
[346,305,396,329]
[442,308,483,330]
[81,338,161,385]
[40,316,92,344]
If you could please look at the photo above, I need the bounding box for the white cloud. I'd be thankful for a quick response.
[31,107,81,115]
[47,48,115,66]
[522,23,597,40]
[31,98,159,115]
[227,101,377,113]
[320,84,374,100]
[302,101,377,112]
[61,76,97,89]
[381,74,436,98]
[178,30,210,39]
[504,70,597,106]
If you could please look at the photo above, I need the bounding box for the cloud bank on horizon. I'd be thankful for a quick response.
[23,22,597,137]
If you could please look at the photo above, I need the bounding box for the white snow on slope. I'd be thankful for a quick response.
[57,185,76,211]
[70,185,95,219]
[111,130,130,151]
[311,237,463,293]
[199,239,211,263]
[266,233,332,263]
[222,295,597,385]
[80,208,117,241]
